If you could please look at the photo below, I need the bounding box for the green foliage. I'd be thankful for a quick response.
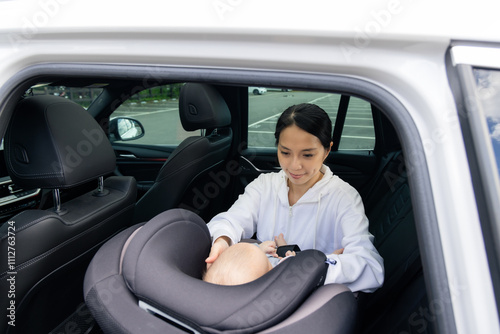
[128,84,183,102]
[28,83,185,108]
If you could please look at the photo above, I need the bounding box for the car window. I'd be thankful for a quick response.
[109,83,198,145]
[247,88,375,150]
[338,97,375,150]
[29,84,104,109]
[474,68,500,177]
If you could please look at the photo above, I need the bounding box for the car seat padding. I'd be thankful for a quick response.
[121,209,328,333]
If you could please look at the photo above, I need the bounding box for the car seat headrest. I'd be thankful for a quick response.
[4,95,116,189]
[122,209,328,333]
[179,83,231,131]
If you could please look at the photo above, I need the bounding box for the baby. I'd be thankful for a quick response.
[203,233,294,285]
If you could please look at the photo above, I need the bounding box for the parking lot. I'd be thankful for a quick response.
[247,91,375,149]
[113,90,375,150]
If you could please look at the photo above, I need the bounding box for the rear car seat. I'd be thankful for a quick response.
[358,152,428,333]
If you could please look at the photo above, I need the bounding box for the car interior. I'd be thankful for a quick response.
[0,77,429,333]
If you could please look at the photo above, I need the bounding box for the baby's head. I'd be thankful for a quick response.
[204,243,272,285]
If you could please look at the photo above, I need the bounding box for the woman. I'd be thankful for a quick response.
[206,103,384,292]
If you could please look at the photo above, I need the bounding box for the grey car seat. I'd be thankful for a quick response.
[0,95,137,333]
[133,83,233,223]
[84,208,357,334]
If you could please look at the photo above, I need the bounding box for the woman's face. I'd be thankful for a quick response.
[277,124,331,189]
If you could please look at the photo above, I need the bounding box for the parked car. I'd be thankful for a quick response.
[0,1,499,333]
[248,86,267,95]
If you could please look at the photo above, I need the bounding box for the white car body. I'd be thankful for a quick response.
[248,86,267,95]
[1,0,500,333]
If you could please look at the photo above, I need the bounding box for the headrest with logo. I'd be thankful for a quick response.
[179,83,231,131]
[4,95,115,189]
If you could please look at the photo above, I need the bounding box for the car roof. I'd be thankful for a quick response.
[1,0,500,43]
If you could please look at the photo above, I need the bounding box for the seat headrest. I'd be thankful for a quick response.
[122,209,327,333]
[4,95,116,189]
[179,83,231,131]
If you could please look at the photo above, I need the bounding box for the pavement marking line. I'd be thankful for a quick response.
[345,117,373,121]
[344,125,374,128]
[249,113,282,128]
[308,94,333,104]
[249,122,277,128]
[249,94,333,128]
[342,135,375,140]
[347,112,372,115]
[249,130,275,134]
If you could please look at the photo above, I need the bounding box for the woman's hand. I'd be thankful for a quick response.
[205,236,231,269]
[332,248,344,255]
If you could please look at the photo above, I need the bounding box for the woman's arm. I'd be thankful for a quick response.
[206,173,271,262]
[325,188,384,292]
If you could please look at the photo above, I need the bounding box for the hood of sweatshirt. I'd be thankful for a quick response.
[275,164,334,206]
[272,165,337,249]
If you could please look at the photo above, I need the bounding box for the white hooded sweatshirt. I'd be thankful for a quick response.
[207,165,384,293]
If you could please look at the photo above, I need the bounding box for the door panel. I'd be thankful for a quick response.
[326,151,378,192]
[112,144,174,198]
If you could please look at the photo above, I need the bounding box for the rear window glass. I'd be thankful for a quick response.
[248,88,375,150]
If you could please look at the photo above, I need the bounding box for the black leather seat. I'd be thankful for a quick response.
[0,95,137,334]
[133,83,233,223]
[84,208,358,334]
[358,152,424,333]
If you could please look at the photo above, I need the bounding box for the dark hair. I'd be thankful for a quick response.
[274,103,332,149]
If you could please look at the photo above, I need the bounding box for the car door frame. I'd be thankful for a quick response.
[0,63,455,334]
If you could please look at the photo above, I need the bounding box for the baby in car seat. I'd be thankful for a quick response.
[203,233,296,285]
